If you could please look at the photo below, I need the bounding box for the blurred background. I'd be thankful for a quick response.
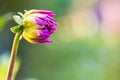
[0,0,120,80]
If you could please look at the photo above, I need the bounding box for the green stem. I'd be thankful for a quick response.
[6,30,22,80]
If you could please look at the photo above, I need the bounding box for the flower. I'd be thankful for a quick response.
[22,10,58,44]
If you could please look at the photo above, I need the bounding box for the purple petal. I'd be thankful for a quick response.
[46,16,55,20]
[42,29,49,33]
[47,20,58,26]
[39,31,50,37]
[43,18,58,27]
[35,39,52,43]
[49,28,56,34]
[36,16,58,27]
[35,18,47,25]
[37,10,55,17]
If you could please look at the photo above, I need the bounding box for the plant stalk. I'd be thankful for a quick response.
[6,31,22,80]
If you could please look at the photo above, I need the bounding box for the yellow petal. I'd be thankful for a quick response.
[23,32,37,44]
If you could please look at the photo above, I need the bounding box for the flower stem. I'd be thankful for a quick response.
[6,30,22,80]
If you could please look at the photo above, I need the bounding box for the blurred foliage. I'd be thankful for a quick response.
[0,12,13,31]
[0,52,21,80]
[1,0,72,19]
[17,35,120,80]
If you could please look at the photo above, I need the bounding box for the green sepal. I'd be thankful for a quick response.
[17,12,24,17]
[13,15,23,25]
[24,10,28,12]
[10,25,22,33]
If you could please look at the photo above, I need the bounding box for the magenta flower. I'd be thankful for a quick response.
[21,10,58,44]
[8,9,58,80]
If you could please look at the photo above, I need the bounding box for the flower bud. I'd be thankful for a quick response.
[22,10,58,44]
